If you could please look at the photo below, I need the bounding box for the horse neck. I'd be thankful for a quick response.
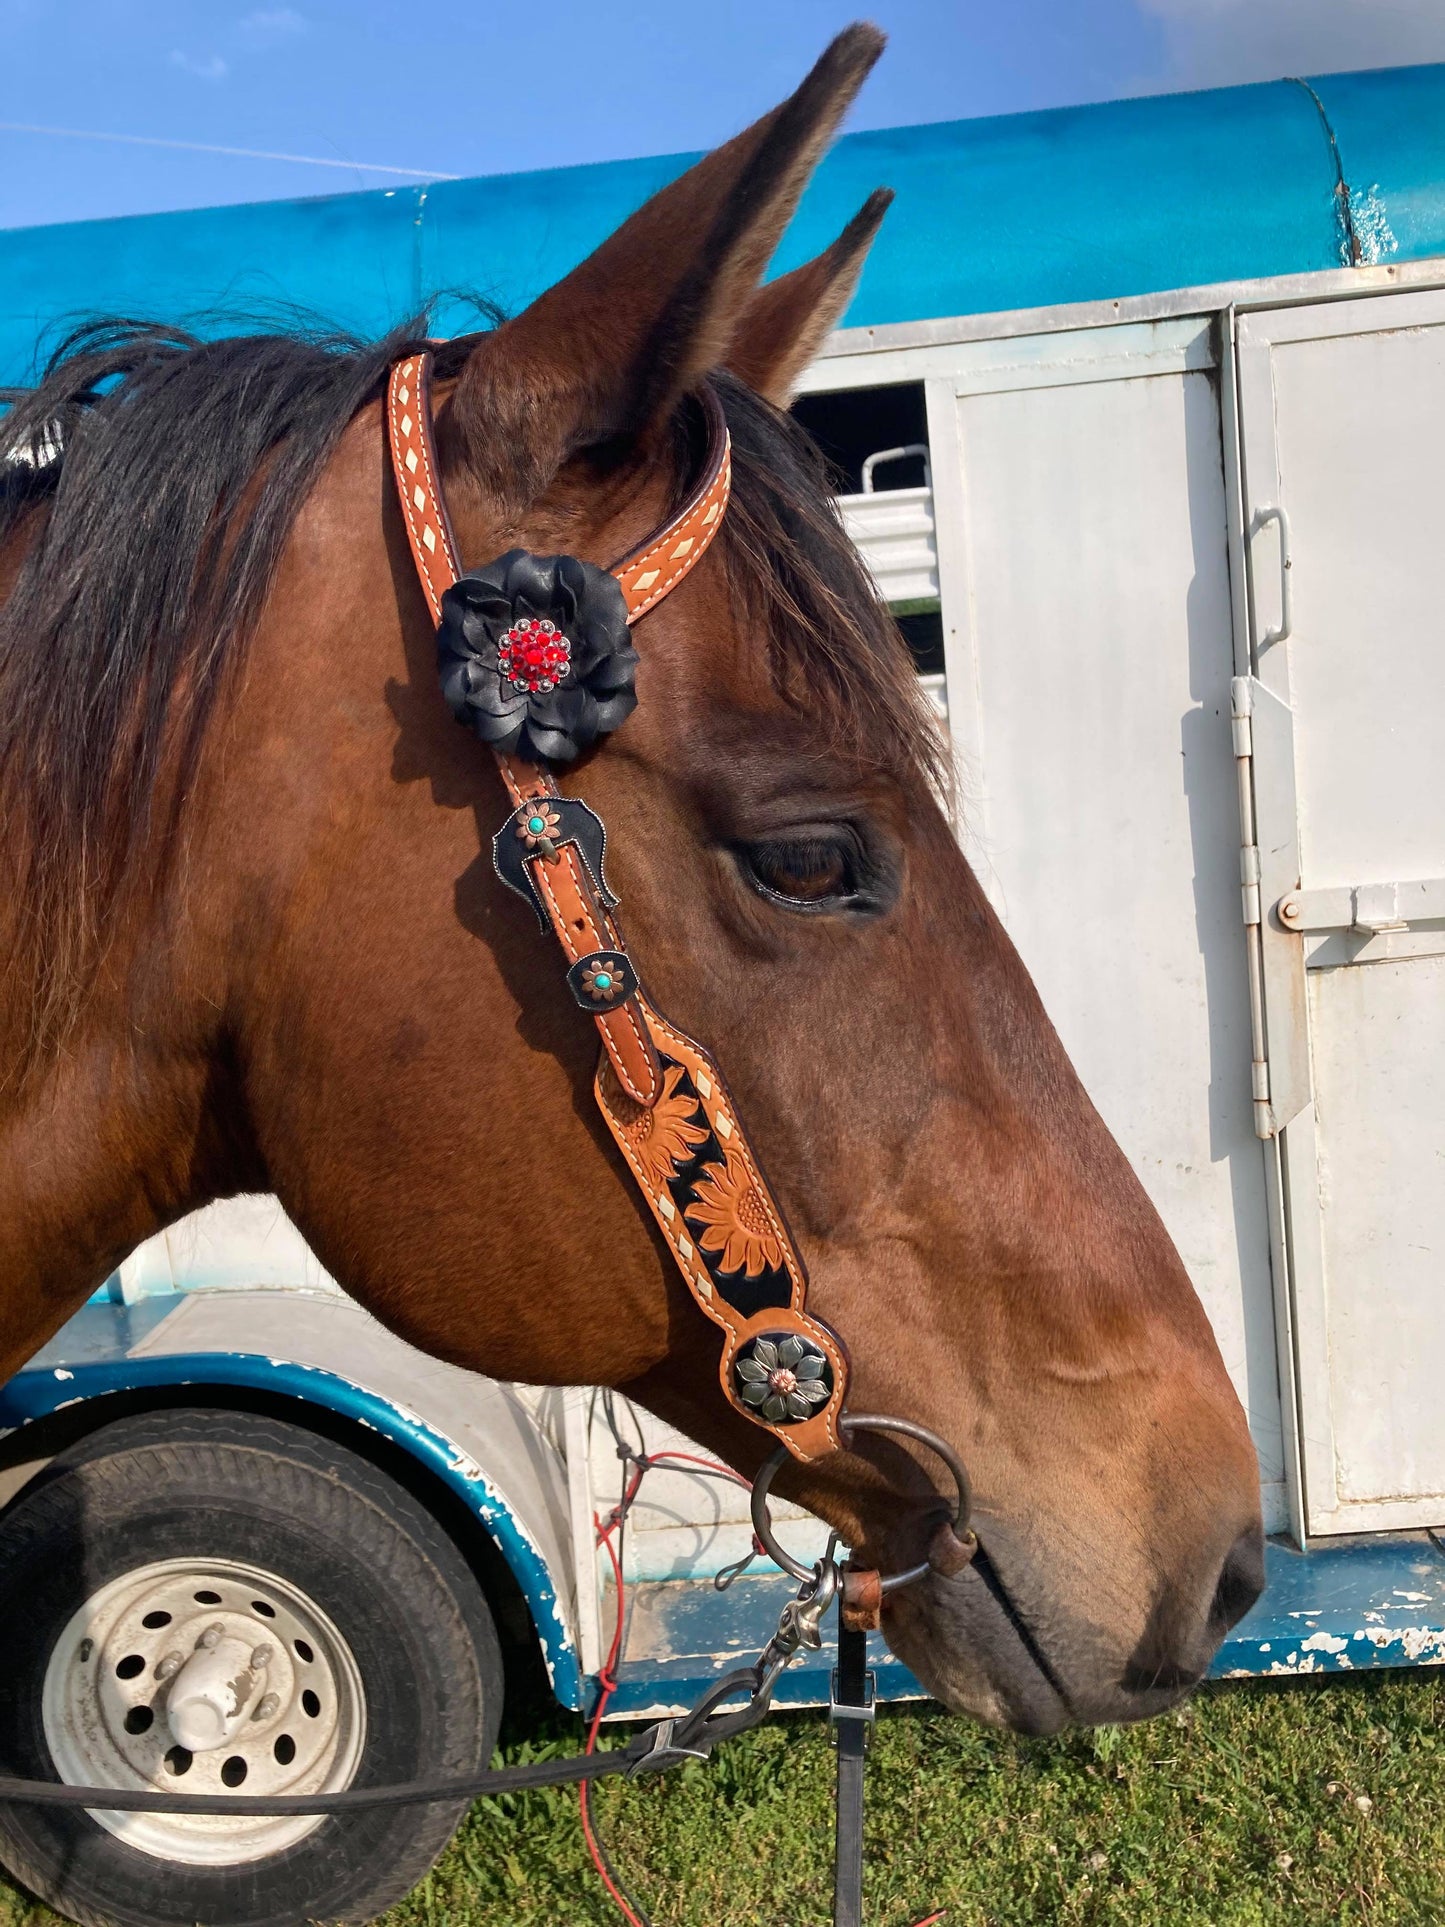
[0,917,261,1376]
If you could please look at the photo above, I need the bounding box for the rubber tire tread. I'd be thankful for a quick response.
[0,1407,503,1927]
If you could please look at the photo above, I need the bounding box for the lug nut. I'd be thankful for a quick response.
[253,1692,281,1721]
[250,1644,274,1670]
[156,1651,184,1682]
[197,1623,225,1651]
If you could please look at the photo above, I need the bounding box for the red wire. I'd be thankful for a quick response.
[580,1447,958,1927]
[580,1448,744,1926]
[581,1514,647,1926]
[645,1449,751,1487]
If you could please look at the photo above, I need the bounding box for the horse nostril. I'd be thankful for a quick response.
[1211,1524,1266,1633]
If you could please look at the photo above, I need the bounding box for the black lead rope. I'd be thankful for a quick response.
[0,1658,792,1816]
[0,1749,626,1815]
[0,1601,892,1925]
[0,1572,822,1819]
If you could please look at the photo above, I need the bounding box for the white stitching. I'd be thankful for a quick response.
[638,999,807,1308]
[389,369,444,622]
[618,453,731,623]
[388,357,461,623]
[408,359,460,586]
[533,862,583,962]
[597,1065,735,1329]
[623,469,731,621]
[535,857,657,1105]
[629,1004,840,1451]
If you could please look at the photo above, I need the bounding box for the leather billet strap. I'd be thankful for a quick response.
[387,354,846,1461]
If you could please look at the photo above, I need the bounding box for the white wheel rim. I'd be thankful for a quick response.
[42,1556,366,1866]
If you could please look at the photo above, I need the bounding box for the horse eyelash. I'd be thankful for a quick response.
[736,827,887,912]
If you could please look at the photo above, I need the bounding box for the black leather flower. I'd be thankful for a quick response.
[437,549,637,764]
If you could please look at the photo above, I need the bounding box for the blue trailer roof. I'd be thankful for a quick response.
[4,63,1445,387]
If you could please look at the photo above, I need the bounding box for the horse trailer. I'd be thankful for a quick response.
[2,53,1445,1902]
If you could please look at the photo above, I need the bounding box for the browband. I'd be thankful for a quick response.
[387,354,849,1461]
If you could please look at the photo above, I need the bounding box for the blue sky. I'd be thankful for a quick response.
[4,0,1445,230]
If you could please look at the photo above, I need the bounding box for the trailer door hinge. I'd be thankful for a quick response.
[1240,843,1262,927]
[1230,681,1254,758]
[1230,676,1275,1139]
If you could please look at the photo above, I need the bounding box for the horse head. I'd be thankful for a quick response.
[0,27,1262,1735]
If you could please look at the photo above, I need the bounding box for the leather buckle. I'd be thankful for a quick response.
[492,797,617,930]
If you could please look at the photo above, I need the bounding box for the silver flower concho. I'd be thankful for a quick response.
[733,1334,833,1424]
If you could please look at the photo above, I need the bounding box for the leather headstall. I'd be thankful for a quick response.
[387,354,848,1463]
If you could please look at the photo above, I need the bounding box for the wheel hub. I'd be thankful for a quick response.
[42,1556,366,1866]
[163,1621,272,1752]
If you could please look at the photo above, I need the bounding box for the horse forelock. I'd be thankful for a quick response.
[707,371,948,796]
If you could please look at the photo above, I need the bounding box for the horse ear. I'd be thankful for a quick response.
[724,189,893,404]
[447,24,885,514]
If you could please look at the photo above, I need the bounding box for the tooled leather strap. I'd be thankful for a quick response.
[389,355,662,1109]
[388,355,731,628]
[387,353,846,1462]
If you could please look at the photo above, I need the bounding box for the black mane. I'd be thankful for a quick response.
[0,315,465,1054]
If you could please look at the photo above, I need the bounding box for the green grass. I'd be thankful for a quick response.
[2,1672,1442,1924]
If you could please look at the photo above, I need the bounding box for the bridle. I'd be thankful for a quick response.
[385,351,977,1616]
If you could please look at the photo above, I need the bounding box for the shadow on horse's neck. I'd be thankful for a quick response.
[0,984,267,1371]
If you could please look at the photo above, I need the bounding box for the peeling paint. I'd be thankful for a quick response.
[1350,184,1399,264]
[0,1347,584,1706]
[1359,1624,1445,1663]
[1301,1630,1349,1655]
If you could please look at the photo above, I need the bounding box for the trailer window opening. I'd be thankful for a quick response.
[791,382,928,494]
[793,381,942,681]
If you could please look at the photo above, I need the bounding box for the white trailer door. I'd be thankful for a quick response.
[927,316,1286,1532]
[1236,289,1445,1535]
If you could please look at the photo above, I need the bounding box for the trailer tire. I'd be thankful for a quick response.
[0,1406,503,1927]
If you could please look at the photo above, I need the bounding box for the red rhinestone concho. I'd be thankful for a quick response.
[497,618,572,695]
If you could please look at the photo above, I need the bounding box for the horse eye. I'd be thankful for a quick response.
[740,835,860,911]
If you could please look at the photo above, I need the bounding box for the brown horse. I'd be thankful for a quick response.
[0,27,1261,1737]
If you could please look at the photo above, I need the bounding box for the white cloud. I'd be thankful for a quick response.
[237,8,307,48]
[1137,0,1445,88]
[169,49,229,81]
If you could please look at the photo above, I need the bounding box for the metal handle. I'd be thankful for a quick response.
[860,443,931,494]
[750,1412,973,1594]
[1249,503,1293,646]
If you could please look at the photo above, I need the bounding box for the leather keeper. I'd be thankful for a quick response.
[841,1564,884,1634]
[928,1519,978,1579]
[525,839,661,1108]
[565,949,639,1013]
